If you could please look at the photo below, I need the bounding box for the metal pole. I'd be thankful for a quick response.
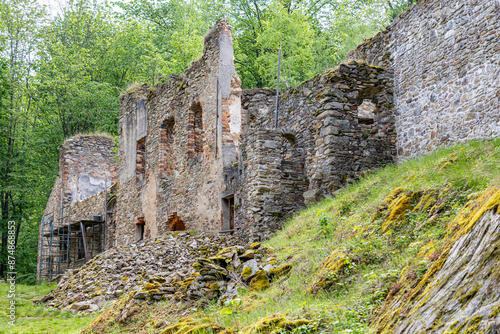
[38,215,45,282]
[104,177,107,251]
[274,46,282,128]
[66,206,70,270]
[216,77,219,157]
[48,220,54,281]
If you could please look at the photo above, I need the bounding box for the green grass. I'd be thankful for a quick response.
[190,139,500,333]
[11,139,500,334]
[0,282,98,334]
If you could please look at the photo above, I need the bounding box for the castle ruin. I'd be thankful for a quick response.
[38,0,500,281]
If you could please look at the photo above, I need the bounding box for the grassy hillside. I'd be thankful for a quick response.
[7,139,500,333]
[80,139,500,333]
[0,283,97,334]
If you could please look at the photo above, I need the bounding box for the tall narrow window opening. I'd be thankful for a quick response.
[136,138,146,184]
[135,223,144,242]
[221,195,235,232]
[160,118,175,177]
[188,103,203,158]
[280,133,307,211]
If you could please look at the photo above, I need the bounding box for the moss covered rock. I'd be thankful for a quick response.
[249,270,270,292]
[373,187,500,333]
[250,242,261,250]
[241,313,310,334]
[270,264,292,279]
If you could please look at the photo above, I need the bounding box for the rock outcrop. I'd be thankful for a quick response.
[373,187,500,333]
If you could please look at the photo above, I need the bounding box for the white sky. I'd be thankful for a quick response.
[38,0,62,16]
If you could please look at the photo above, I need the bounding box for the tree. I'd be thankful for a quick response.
[115,0,208,78]
[254,1,318,89]
[0,0,47,281]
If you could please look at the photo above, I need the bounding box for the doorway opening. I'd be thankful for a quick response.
[221,195,235,232]
[135,218,145,242]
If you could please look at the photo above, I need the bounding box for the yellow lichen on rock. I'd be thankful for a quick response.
[269,264,292,279]
[241,266,253,280]
[250,242,261,250]
[161,317,224,334]
[381,190,420,232]
[372,187,500,333]
[412,190,436,213]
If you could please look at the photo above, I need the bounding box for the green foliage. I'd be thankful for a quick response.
[115,0,208,78]
[0,0,411,285]
[385,0,413,20]
[315,210,331,238]
[232,0,392,89]
[254,1,317,89]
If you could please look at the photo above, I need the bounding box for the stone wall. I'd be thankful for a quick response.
[69,190,106,223]
[347,0,500,157]
[236,61,396,240]
[282,62,396,195]
[115,19,242,245]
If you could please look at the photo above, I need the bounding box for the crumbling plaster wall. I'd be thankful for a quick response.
[60,136,117,206]
[115,19,242,245]
[347,0,500,157]
[40,135,117,223]
[37,135,117,280]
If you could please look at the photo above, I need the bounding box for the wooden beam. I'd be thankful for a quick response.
[80,222,89,263]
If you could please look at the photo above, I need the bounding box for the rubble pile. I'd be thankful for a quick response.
[41,231,293,315]
[136,241,292,306]
[40,232,243,313]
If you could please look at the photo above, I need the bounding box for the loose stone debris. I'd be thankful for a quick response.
[41,232,291,314]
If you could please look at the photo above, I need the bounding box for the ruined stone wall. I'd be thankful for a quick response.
[38,135,117,280]
[347,0,500,157]
[69,190,106,223]
[280,62,396,196]
[115,19,242,245]
[60,136,117,206]
[237,129,282,240]
[237,62,396,240]
[241,89,276,131]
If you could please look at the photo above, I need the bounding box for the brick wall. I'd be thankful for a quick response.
[115,19,242,245]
